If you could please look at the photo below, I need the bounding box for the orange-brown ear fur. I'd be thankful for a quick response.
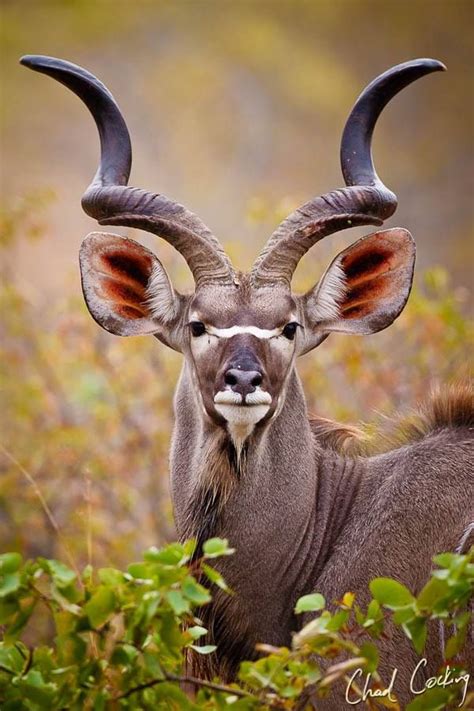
[80,232,178,337]
[94,248,153,319]
[305,228,415,337]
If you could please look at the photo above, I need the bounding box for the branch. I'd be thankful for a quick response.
[116,670,254,700]
[0,444,81,581]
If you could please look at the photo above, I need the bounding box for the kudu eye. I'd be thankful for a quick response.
[190,321,206,337]
[282,322,298,340]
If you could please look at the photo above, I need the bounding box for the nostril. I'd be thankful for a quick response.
[251,373,263,387]
[225,371,238,387]
[224,368,264,394]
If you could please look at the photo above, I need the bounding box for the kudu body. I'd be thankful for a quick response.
[22,55,473,707]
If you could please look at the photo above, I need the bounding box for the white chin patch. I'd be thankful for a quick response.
[214,403,270,426]
[214,388,271,449]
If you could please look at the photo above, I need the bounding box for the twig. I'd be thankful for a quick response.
[84,472,93,571]
[22,647,33,676]
[0,444,81,581]
[116,670,253,700]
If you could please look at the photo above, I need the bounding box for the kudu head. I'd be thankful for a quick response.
[21,55,444,448]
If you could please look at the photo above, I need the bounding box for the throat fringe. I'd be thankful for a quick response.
[182,430,247,557]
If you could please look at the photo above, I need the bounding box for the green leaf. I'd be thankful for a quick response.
[402,616,427,654]
[0,553,22,574]
[166,589,191,615]
[392,606,416,625]
[433,552,462,569]
[152,682,195,708]
[295,593,325,614]
[202,563,230,591]
[144,542,188,566]
[56,632,87,665]
[354,604,365,626]
[182,576,211,605]
[127,562,151,579]
[370,578,415,609]
[444,624,468,659]
[202,538,235,559]
[143,650,165,678]
[84,586,116,628]
[360,642,379,673]
[0,643,26,673]
[188,625,207,639]
[98,568,124,587]
[159,610,186,653]
[16,669,57,704]
[416,577,449,611]
[0,573,21,598]
[82,564,93,585]
[42,559,77,588]
[52,581,82,606]
[363,599,385,636]
[110,643,138,666]
[190,644,217,654]
[406,687,451,710]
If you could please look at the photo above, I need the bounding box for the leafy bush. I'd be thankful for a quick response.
[0,542,472,709]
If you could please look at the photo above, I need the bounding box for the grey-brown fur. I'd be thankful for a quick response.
[21,55,473,708]
[173,373,473,702]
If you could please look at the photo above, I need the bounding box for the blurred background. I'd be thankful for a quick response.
[1,1,472,572]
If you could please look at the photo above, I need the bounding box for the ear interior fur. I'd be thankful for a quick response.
[80,232,178,337]
[305,228,416,336]
[308,259,347,322]
[146,262,180,323]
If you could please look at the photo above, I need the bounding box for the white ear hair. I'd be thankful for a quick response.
[146,262,180,323]
[307,257,347,323]
[79,231,181,339]
[301,228,416,342]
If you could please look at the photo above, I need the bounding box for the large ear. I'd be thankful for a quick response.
[79,232,182,339]
[302,228,415,344]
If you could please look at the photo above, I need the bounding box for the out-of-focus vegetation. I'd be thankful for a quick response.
[0,542,472,709]
[2,0,473,298]
[0,194,472,566]
[1,195,472,570]
[1,197,178,569]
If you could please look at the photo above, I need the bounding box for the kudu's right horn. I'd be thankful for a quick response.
[20,55,235,287]
[251,58,446,288]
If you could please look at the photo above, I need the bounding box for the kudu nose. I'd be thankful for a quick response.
[224,369,263,398]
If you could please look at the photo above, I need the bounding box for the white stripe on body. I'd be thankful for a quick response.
[455,522,474,554]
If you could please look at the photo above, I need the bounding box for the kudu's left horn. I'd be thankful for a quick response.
[252,58,446,287]
[20,55,235,287]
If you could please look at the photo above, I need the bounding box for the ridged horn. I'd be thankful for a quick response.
[20,55,235,287]
[251,58,445,288]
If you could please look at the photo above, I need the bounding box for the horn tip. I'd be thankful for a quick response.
[404,57,447,75]
[20,54,37,68]
[417,57,447,73]
[20,54,63,73]
[20,54,49,68]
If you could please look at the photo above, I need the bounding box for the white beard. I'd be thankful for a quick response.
[214,387,271,451]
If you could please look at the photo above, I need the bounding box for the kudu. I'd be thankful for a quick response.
[22,55,473,707]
